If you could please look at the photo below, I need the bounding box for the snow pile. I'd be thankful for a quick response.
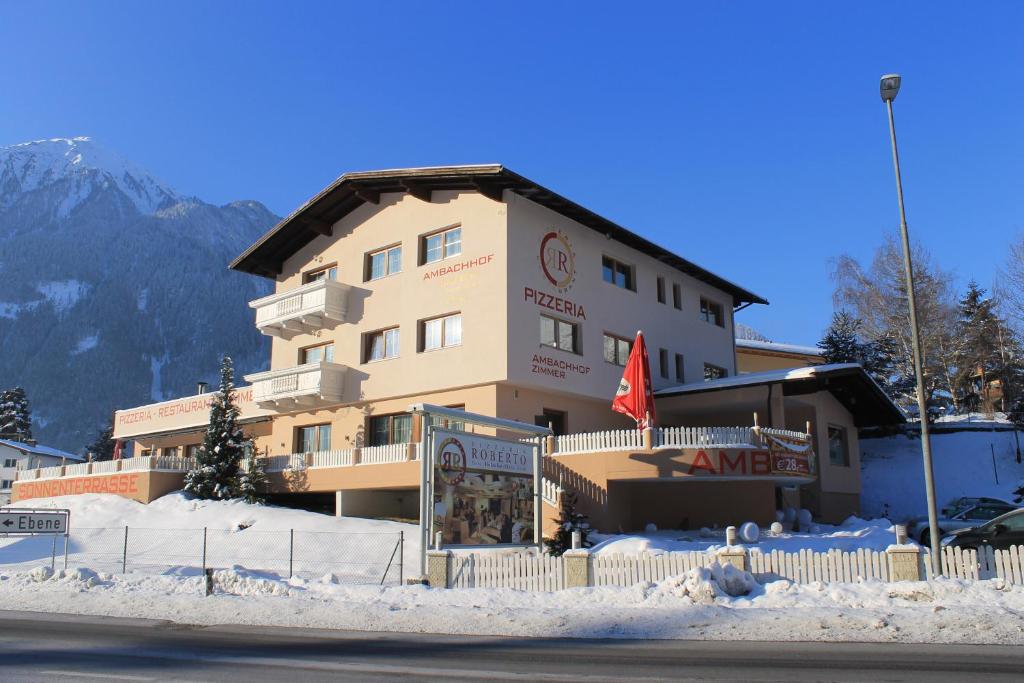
[590,516,903,555]
[861,429,1024,521]
[2,563,1024,643]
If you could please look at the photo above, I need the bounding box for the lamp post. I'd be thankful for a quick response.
[880,73,942,574]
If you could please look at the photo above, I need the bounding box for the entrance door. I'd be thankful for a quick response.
[534,409,566,436]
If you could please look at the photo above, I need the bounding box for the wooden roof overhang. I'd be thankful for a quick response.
[229,165,768,307]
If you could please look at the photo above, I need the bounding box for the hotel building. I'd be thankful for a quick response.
[14,166,903,530]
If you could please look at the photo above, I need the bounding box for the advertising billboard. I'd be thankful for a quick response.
[430,429,539,547]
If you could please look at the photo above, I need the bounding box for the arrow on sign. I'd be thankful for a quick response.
[1,520,11,527]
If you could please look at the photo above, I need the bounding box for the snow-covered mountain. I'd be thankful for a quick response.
[0,137,277,452]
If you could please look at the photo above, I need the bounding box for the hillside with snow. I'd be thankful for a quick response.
[0,137,277,451]
[860,421,1024,522]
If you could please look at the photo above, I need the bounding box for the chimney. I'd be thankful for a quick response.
[196,381,208,395]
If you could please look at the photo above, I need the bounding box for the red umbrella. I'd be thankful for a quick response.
[611,330,657,429]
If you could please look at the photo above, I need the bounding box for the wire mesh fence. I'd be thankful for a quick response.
[0,527,404,584]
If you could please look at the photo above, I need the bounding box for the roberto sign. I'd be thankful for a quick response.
[430,429,539,547]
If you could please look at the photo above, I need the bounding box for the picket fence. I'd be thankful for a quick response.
[444,545,1024,590]
[656,426,756,449]
[555,430,644,455]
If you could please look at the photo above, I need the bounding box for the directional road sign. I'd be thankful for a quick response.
[0,509,69,535]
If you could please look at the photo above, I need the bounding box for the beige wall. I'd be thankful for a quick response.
[12,470,185,504]
[269,191,509,405]
[505,193,737,402]
[736,349,820,374]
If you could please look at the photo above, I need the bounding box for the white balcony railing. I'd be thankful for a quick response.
[250,279,351,338]
[656,426,758,449]
[244,361,348,409]
[359,443,409,465]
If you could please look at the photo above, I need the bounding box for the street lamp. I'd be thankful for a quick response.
[880,73,942,574]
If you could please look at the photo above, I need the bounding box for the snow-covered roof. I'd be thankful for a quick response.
[0,438,84,461]
[656,364,906,426]
[735,338,822,358]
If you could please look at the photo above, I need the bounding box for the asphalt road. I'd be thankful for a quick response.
[0,610,1022,682]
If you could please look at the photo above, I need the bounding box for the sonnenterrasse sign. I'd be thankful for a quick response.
[113,386,273,440]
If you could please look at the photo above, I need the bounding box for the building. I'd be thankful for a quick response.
[735,339,823,374]
[0,439,84,505]
[13,165,903,528]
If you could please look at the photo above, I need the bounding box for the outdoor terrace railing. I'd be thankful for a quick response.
[360,443,409,465]
[656,426,757,449]
[549,425,812,456]
[555,429,644,455]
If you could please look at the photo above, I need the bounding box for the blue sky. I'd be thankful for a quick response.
[2,2,1021,344]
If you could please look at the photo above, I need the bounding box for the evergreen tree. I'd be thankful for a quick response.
[817,312,897,394]
[0,387,32,442]
[950,282,1002,412]
[544,489,591,556]
[87,424,116,460]
[235,447,269,504]
[184,356,246,500]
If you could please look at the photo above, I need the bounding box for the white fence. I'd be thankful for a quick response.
[541,478,562,506]
[63,463,91,477]
[656,426,757,449]
[90,460,121,474]
[555,429,644,455]
[439,545,1024,590]
[450,552,565,591]
[310,449,354,468]
[360,443,409,465]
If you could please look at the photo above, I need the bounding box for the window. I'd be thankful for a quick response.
[675,353,685,382]
[185,445,201,459]
[656,277,666,304]
[297,424,332,453]
[700,297,724,327]
[993,512,1024,532]
[140,449,152,458]
[961,505,1013,521]
[601,256,635,291]
[672,283,682,310]
[366,245,402,280]
[827,425,849,467]
[704,363,727,381]
[421,313,462,351]
[2,458,16,468]
[0,480,12,489]
[162,446,179,458]
[428,405,466,432]
[365,327,400,362]
[540,315,579,354]
[300,342,334,364]
[659,348,669,379]
[603,333,632,366]
[422,226,462,264]
[368,414,412,446]
[303,265,337,283]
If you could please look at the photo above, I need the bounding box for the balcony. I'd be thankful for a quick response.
[250,279,352,339]
[244,361,348,409]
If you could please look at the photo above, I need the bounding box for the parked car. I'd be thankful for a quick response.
[946,509,1024,552]
[940,496,1015,517]
[907,502,1020,545]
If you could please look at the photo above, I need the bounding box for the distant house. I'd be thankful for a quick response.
[0,439,84,505]
[736,338,823,374]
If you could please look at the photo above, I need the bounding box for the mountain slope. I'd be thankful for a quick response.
[0,137,276,451]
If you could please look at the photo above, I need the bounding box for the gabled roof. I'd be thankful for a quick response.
[0,438,85,461]
[230,165,768,307]
[655,363,906,427]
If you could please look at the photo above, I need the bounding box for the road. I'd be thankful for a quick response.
[0,610,1021,682]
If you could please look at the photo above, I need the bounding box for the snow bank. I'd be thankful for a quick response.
[590,517,903,555]
[2,561,1024,644]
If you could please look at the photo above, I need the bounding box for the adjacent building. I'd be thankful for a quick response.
[1,439,83,505]
[14,165,904,528]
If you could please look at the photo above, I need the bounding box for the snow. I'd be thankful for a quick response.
[1,561,1023,643]
[861,429,1024,522]
[36,279,89,312]
[734,338,822,357]
[0,300,41,319]
[149,353,167,401]
[656,363,865,395]
[0,438,83,461]
[589,517,905,555]
[0,137,181,215]
[72,334,98,354]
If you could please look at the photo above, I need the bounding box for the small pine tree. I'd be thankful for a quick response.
[184,356,246,500]
[0,387,32,442]
[87,424,116,460]
[818,312,897,394]
[544,489,591,556]
[235,446,269,504]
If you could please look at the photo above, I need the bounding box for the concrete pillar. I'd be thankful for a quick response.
[887,546,923,582]
[545,435,556,455]
[563,549,591,588]
[427,550,452,588]
[717,548,748,571]
[406,443,417,461]
[642,427,653,450]
[335,490,343,517]
[352,448,362,465]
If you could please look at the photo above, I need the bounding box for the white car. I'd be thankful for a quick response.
[907,501,1020,545]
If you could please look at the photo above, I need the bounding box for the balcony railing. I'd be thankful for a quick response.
[250,278,352,338]
[244,361,348,409]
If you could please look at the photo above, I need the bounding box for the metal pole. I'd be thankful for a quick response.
[418,420,429,578]
[122,525,128,573]
[202,527,207,574]
[63,533,69,570]
[398,530,404,585]
[289,529,294,578]
[50,535,57,571]
[885,97,942,574]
